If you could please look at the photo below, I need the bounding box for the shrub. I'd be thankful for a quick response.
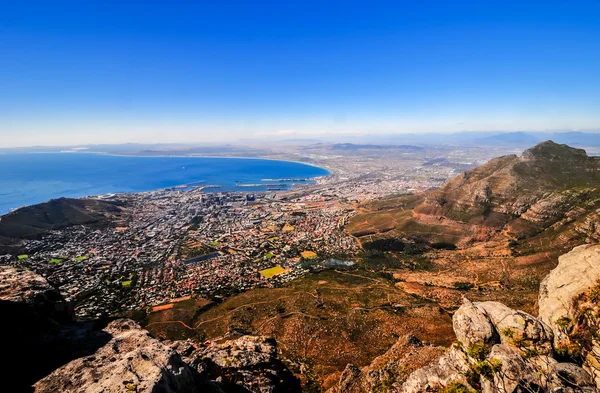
[467,342,490,361]
[500,327,515,339]
[555,316,572,331]
[453,282,474,291]
[441,381,476,393]
[472,359,502,379]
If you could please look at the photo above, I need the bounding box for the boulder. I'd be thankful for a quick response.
[0,265,72,322]
[453,298,496,348]
[34,319,199,393]
[482,344,535,393]
[548,362,597,392]
[398,347,472,393]
[188,335,301,393]
[476,301,554,353]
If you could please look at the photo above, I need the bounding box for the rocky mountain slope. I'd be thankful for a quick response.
[343,141,600,321]
[349,141,600,243]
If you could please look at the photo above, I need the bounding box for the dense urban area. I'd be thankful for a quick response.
[1,143,511,319]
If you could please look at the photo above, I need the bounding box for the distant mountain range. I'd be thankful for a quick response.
[3,131,600,154]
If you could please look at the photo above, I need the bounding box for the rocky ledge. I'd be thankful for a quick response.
[2,265,299,393]
[34,319,199,393]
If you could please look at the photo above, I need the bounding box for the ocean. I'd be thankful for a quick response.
[0,153,329,214]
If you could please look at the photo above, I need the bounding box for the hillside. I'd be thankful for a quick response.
[349,141,600,243]
[0,197,126,253]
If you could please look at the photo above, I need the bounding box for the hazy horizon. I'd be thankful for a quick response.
[2,1,600,147]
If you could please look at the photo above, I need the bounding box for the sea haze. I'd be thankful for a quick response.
[0,153,329,214]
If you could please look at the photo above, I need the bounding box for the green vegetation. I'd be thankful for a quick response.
[441,381,476,393]
[500,327,515,339]
[264,252,275,259]
[555,343,582,359]
[49,258,63,265]
[521,347,540,360]
[121,280,133,288]
[472,359,502,378]
[555,316,572,331]
[74,255,88,262]
[17,254,28,260]
[466,342,490,361]
[588,282,600,303]
[210,241,220,246]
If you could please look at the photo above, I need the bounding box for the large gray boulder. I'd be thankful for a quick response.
[482,344,535,393]
[476,301,554,353]
[453,298,496,348]
[538,244,600,386]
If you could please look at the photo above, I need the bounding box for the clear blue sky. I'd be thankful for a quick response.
[1,0,600,146]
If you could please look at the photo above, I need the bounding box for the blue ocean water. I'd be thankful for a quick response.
[0,153,329,214]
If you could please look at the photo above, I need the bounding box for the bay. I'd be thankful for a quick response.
[0,153,329,214]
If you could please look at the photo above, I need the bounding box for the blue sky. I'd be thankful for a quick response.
[1,0,600,146]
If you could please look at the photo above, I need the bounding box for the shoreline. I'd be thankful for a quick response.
[1,154,332,216]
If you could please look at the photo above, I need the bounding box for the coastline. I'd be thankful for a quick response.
[0,153,332,216]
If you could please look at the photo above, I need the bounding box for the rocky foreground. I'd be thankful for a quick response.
[4,244,600,392]
[327,244,600,393]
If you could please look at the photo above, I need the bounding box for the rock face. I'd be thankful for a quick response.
[325,335,445,393]
[34,319,199,393]
[186,336,302,393]
[539,244,600,386]
[0,265,92,393]
[0,265,72,322]
[539,244,600,344]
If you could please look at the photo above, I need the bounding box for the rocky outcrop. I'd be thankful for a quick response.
[328,243,600,393]
[0,265,72,322]
[397,299,576,393]
[34,319,199,393]
[329,297,596,393]
[185,336,302,393]
[539,244,600,386]
[32,326,300,393]
[539,244,600,344]
[0,265,101,393]
[475,301,554,353]
[326,335,444,393]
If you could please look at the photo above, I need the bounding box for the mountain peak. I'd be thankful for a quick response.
[522,140,588,160]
